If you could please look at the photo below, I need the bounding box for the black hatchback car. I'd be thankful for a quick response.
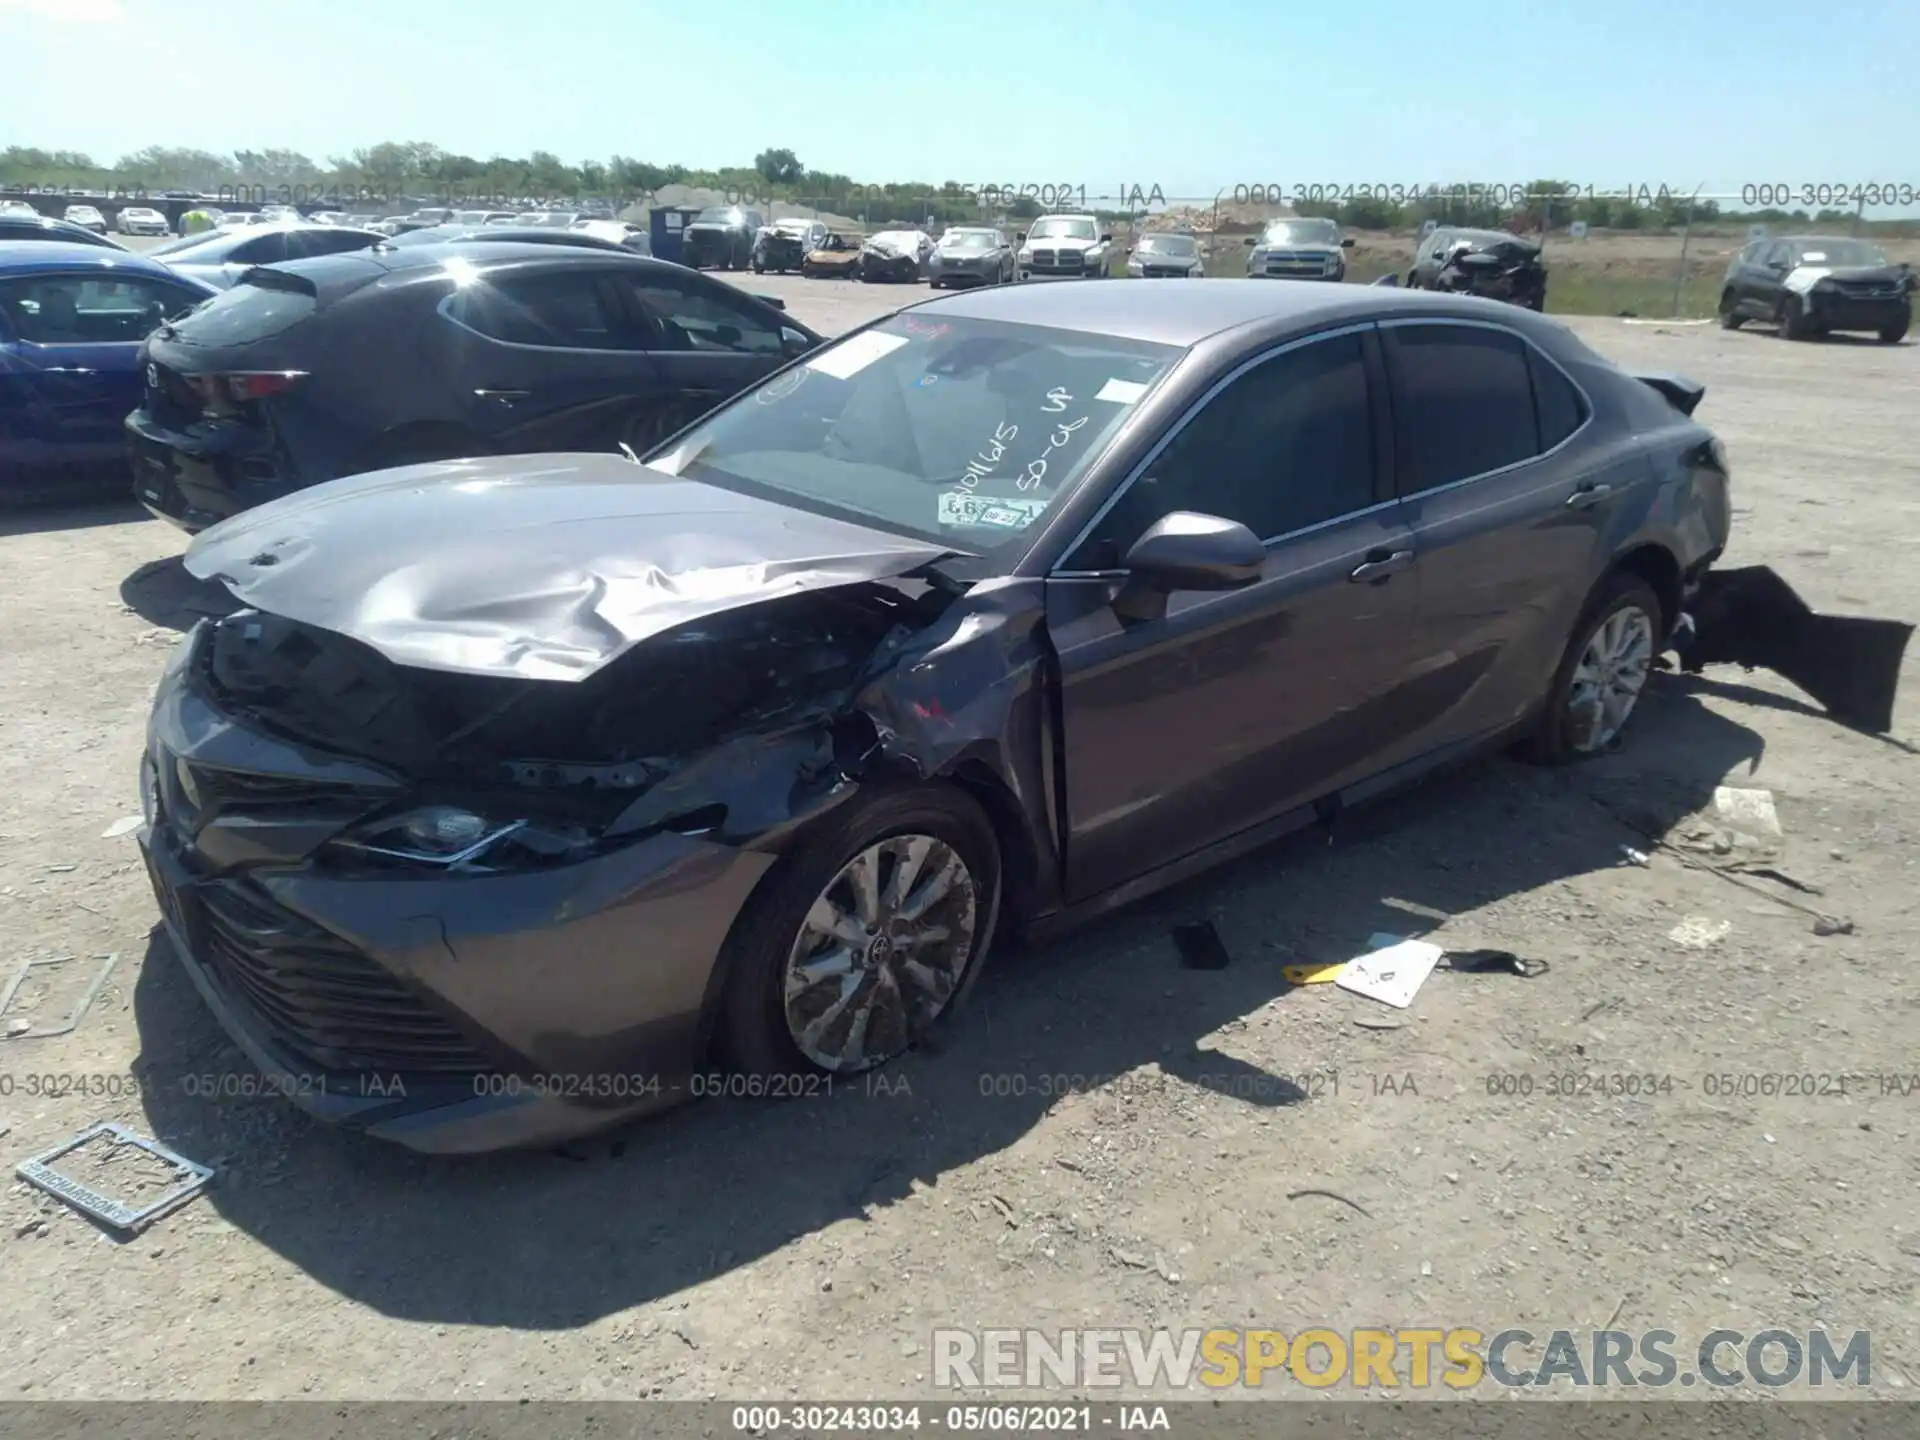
[126,243,823,531]
[142,280,1737,1153]
[1717,235,1911,342]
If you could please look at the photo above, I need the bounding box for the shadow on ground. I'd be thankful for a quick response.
[129,676,1765,1330]
[0,495,147,539]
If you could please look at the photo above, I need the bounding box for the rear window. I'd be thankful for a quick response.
[168,278,317,347]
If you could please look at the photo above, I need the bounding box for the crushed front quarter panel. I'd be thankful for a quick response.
[180,453,951,683]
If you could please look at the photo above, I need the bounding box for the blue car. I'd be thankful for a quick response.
[0,241,216,503]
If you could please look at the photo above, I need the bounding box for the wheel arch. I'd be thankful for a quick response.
[360,419,489,473]
[1608,542,1683,642]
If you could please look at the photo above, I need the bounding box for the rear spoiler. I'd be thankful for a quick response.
[233,265,317,296]
[1633,371,1705,417]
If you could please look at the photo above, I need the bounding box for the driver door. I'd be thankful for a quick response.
[1044,325,1424,903]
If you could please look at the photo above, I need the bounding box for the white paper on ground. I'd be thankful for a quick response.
[1095,378,1149,404]
[805,330,910,379]
[1335,935,1445,1009]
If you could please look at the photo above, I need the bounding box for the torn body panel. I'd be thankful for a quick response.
[1677,566,1912,734]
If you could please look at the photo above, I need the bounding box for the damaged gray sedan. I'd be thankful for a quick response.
[141,281,1744,1153]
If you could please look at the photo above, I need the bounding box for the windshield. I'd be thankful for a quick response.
[1795,240,1889,267]
[1137,233,1197,256]
[1259,219,1341,247]
[1028,217,1097,242]
[643,315,1181,556]
[941,230,996,251]
[694,207,747,225]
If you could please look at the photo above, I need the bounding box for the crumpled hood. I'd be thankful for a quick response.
[182,453,950,683]
[1784,262,1910,297]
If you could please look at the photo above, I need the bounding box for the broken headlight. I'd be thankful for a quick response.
[329,804,593,871]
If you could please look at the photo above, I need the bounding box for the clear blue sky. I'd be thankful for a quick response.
[6,0,1917,204]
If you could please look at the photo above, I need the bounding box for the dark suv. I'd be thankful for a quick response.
[126,243,822,532]
[1718,234,1912,342]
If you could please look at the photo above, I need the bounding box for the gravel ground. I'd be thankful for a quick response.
[1,281,1916,1403]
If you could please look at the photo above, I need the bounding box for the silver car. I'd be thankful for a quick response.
[150,222,386,289]
[926,227,1014,288]
[1126,230,1206,279]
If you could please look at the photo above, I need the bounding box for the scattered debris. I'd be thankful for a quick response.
[1334,934,1444,1010]
[1724,863,1823,895]
[1618,845,1651,867]
[1153,1254,1180,1283]
[1812,915,1855,937]
[988,1194,1018,1228]
[1172,921,1231,971]
[0,953,120,1041]
[1439,949,1550,979]
[1668,917,1732,950]
[1053,1157,1084,1174]
[1283,961,1348,986]
[1713,786,1783,845]
[45,864,77,874]
[100,816,144,839]
[1353,1018,1405,1031]
[1111,1247,1150,1269]
[15,1122,214,1234]
[1286,1188,1371,1218]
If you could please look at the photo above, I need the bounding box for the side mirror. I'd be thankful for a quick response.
[1111,512,1264,623]
[1243,236,1256,247]
[1015,231,1027,244]
[1370,273,1401,287]
[1126,245,1135,256]
[780,326,813,356]
[1340,236,1355,248]
[1100,232,1114,244]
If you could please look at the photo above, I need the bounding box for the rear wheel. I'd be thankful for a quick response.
[1718,290,1744,329]
[714,786,1001,1080]
[1520,572,1664,764]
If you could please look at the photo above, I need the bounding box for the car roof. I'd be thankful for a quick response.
[1782,234,1873,246]
[913,277,1562,348]
[0,240,180,277]
[360,240,668,273]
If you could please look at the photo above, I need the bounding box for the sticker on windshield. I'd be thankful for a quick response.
[757,367,810,403]
[1095,378,1149,405]
[806,330,910,380]
[938,491,1046,529]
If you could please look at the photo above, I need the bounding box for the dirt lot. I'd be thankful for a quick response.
[2,284,1917,1403]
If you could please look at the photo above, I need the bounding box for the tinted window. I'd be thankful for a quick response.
[227,231,290,264]
[287,229,377,259]
[169,280,314,347]
[615,274,782,355]
[0,273,202,344]
[1388,325,1540,492]
[1528,348,1586,450]
[449,271,621,347]
[1069,332,1376,570]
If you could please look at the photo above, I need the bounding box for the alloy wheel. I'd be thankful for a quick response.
[782,834,979,1072]
[1565,605,1655,753]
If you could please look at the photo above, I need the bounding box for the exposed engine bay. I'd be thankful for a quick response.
[195,582,954,827]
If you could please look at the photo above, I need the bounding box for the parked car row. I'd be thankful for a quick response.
[117,267,1745,1154]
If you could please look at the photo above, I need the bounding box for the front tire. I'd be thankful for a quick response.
[1719,290,1744,329]
[1521,572,1664,764]
[1879,311,1910,344]
[714,785,1002,1080]
[1778,295,1812,340]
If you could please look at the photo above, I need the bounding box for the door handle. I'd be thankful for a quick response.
[474,388,531,404]
[1349,548,1415,584]
[1565,481,1614,510]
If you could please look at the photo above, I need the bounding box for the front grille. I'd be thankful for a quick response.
[195,878,490,1075]
[1144,265,1191,278]
[1030,249,1057,267]
[1832,281,1901,300]
[1263,251,1334,277]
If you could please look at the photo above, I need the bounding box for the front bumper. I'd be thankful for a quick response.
[1806,290,1909,332]
[137,638,775,1153]
[859,253,921,282]
[754,240,805,271]
[927,260,1001,286]
[1019,257,1106,280]
[126,410,296,534]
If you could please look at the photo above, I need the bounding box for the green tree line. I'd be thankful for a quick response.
[0,148,1889,233]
